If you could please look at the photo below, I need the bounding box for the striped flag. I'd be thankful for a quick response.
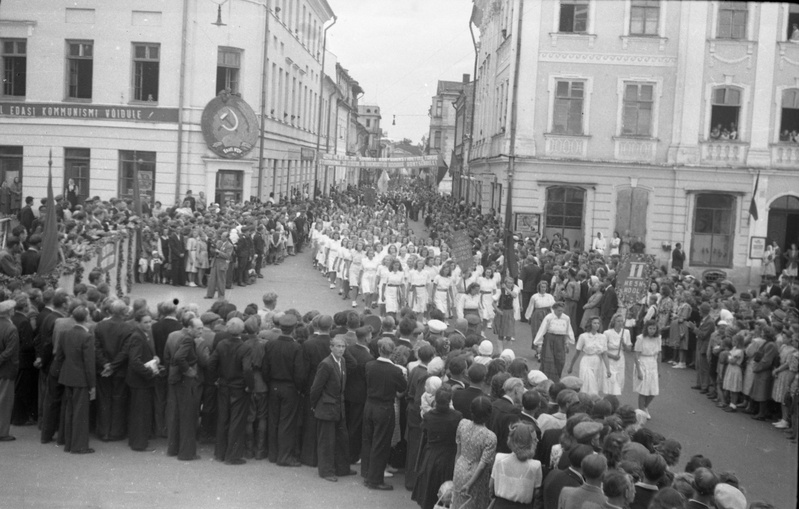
[749,171,760,221]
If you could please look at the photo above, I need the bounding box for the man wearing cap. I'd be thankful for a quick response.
[55,306,95,454]
[300,314,334,467]
[206,230,234,299]
[94,300,134,442]
[20,234,41,276]
[263,313,306,466]
[0,299,20,442]
[310,335,355,482]
[533,302,576,383]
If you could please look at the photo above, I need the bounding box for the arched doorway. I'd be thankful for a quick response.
[767,195,799,251]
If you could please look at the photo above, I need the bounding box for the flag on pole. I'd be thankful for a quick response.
[38,150,59,274]
[749,171,760,221]
[131,163,142,216]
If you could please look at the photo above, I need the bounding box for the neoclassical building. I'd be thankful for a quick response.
[459,0,799,285]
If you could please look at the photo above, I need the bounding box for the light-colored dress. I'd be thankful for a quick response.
[452,420,497,509]
[609,237,621,256]
[743,337,766,396]
[408,269,429,313]
[633,335,661,396]
[383,271,405,313]
[185,237,197,273]
[773,345,798,404]
[338,247,351,280]
[433,275,454,315]
[360,256,379,294]
[348,250,364,287]
[326,239,340,273]
[604,327,632,396]
[576,332,608,395]
[477,274,500,321]
[195,238,209,270]
[315,234,329,266]
[722,347,744,393]
[491,453,543,506]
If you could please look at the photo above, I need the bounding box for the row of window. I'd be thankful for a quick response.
[1,38,323,134]
[550,79,799,140]
[558,0,799,41]
[272,0,325,58]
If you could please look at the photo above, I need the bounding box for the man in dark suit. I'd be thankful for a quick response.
[11,297,36,427]
[452,363,487,420]
[0,300,19,442]
[55,306,95,454]
[94,300,134,442]
[205,230,234,299]
[18,196,35,234]
[361,338,407,491]
[236,227,254,286]
[253,226,266,279]
[490,377,523,454]
[759,275,781,298]
[263,313,306,467]
[37,292,70,444]
[691,303,715,394]
[519,256,542,322]
[125,312,159,452]
[558,453,608,509]
[405,343,434,490]
[344,325,373,464]
[168,226,185,287]
[150,301,182,438]
[300,315,334,467]
[686,468,719,509]
[542,444,592,509]
[671,243,686,271]
[208,318,253,465]
[20,234,41,276]
[165,316,203,461]
[599,281,619,331]
[310,335,355,482]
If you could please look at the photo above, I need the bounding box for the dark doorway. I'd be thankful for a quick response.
[767,195,799,251]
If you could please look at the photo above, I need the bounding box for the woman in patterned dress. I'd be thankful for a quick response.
[451,396,497,509]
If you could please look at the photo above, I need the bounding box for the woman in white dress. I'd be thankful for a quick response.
[609,231,621,257]
[603,313,633,396]
[432,264,455,318]
[326,232,341,288]
[591,232,607,255]
[337,237,352,297]
[375,255,393,315]
[634,320,662,418]
[361,248,380,310]
[524,282,556,347]
[407,258,431,318]
[348,240,365,308]
[382,259,406,317]
[477,265,501,330]
[567,316,610,395]
[184,229,198,287]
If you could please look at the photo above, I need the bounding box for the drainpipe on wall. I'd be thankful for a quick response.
[314,15,337,198]
[175,0,189,204]
[257,0,272,201]
[467,14,479,204]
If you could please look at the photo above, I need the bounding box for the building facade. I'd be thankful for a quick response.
[0,0,356,207]
[357,104,382,157]
[426,78,469,193]
[466,0,799,286]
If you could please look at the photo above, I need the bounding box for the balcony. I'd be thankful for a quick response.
[771,143,799,169]
[544,134,590,159]
[613,137,658,163]
[699,140,749,166]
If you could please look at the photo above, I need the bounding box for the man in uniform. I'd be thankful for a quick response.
[263,313,306,466]
[206,229,234,299]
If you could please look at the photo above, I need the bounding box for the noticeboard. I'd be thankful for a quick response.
[514,213,541,235]
[615,253,656,308]
[449,231,473,274]
[749,236,766,259]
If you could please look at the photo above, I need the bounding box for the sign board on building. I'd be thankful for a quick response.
[514,213,541,235]
[615,253,656,308]
[449,231,474,274]
[200,92,259,159]
[749,236,766,259]
[301,148,316,161]
[97,242,117,272]
[319,154,439,169]
[0,102,179,122]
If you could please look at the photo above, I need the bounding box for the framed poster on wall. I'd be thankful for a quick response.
[514,213,541,235]
[749,236,766,259]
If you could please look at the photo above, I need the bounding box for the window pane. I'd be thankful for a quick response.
[3,41,13,54]
[565,187,584,203]
[564,216,582,228]
[573,5,588,32]
[553,99,569,133]
[567,99,583,135]
[135,45,146,59]
[548,202,565,216]
[559,4,575,32]
[556,81,570,97]
[571,82,584,98]
[622,105,637,135]
[694,209,714,233]
[640,84,653,101]
[718,11,732,38]
[645,13,658,34]
[727,88,740,105]
[548,187,566,202]
[83,44,92,57]
[149,46,159,59]
[630,9,645,34]
[637,105,652,136]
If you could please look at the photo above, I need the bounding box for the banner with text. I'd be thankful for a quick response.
[0,102,179,123]
[319,154,439,169]
[449,231,474,275]
[615,253,656,308]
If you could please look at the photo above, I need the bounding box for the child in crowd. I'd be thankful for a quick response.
[723,332,745,412]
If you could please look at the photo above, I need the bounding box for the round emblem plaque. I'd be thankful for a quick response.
[201,91,259,159]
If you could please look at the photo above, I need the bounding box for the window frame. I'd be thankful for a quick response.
[558,0,590,34]
[715,1,748,40]
[778,88,799,142]
[433,131,442,150]
[216,47,242,95]
[545,185,586,238]
[66,40,94,101]
[616,77,662,139]
[628,0,660,36]
[132,42,161,103]
[64,147,90,205]
[690,193,736,268]
[1,39,27,98]
[704,82,750,142]
[548,77,593,136]
[435,99,443,118]
[0,145,23,189]
[118,150,156,206]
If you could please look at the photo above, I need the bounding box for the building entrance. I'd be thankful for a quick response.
[216,170,243,205]
[767,195,799,251]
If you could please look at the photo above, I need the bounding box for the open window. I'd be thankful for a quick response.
[780,89,799,141]
[709,87,741,140]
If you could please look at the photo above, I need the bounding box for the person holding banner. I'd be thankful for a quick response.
[532,302,575,383]
[603,314,633,396]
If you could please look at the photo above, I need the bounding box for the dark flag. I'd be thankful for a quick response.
[38,151,59,274]
[504,231,518,280]
[748,171,760,221]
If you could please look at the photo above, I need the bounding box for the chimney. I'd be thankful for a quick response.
[462,73,470,83]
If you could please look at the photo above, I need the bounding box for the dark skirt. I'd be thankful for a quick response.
[530,307,551,348]
[493,497,531,509]
[411,443,457,509]
[494,308,516,338]
[541,333,567,383]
